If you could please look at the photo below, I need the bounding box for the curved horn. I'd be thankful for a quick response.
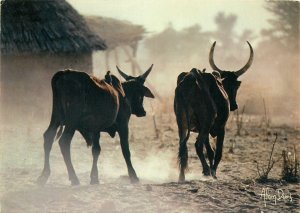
[140,64,153,81]
[140,64,154,81]
[116,66,130,80]
[234,41,254,77]
[209,41,224,74]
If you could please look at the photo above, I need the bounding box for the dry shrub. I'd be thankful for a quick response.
[255,133,278,182]
[160,98,174,114]
[281,145,299,183]
[228,139,236,154]
[235,104,246,136]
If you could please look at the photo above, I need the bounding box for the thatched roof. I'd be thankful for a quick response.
[85,16,146,50]
[1,0,107,55]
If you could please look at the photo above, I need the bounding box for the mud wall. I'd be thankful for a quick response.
[0,53,93,126]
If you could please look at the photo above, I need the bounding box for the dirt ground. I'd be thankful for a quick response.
[1,103,299,213]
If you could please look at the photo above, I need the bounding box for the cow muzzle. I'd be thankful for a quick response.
[230,103,238,111]
[135,111,146,117]
[132,106,146,117]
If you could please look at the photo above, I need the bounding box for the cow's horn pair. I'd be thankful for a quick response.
[116,64,154,82]
[209,41,254,77]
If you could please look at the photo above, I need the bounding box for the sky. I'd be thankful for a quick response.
[68,0,273,35]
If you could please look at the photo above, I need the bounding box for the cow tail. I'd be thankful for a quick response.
[176,89,191,171]
[51,72,65,141]
[55,125,64,140]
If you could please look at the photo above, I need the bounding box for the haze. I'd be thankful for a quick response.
[68,0,272,35]
[67,0,299,125]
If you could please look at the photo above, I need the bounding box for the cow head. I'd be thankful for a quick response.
[116,64,155,117]
[209,41,254,111]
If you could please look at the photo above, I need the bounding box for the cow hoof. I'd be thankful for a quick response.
[178,178,185,183]
[90,179,99,185]
[210,169,217,179]
[130,176,139,184]
[71,178,80,186]
[36,175,49,185]
[202,169,211,176]
[178,173,186,183]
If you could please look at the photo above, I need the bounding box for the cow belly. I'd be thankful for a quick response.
[189,115,198,132]
[80,100,119,131]
[80,114,116,131]
[189,108,216,133]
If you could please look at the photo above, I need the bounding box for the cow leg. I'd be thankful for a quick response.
[204,137,215,169]
[178,128,188,182]
[175,102,189,182]
[195,135,210,176]
[118,126,139,183]
[211,128,225,179]
[90,133,101,185]
[37,121,59,185]
[58,127,79,185]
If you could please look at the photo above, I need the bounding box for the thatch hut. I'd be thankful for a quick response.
[85,16,146,76]
[1,0,106,125]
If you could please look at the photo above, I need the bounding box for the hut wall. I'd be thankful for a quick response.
[1,53,92,126]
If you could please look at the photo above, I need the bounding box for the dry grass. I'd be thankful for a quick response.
[235,104,247,136]
[281,144,300,183]
[255,133,278,182]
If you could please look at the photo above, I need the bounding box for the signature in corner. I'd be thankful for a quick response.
[259,187,293,207]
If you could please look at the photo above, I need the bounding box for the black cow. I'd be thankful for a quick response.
[37,65,154,185]
[174,42,253,181]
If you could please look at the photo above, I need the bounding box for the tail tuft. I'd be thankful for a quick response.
[55,125,64,140]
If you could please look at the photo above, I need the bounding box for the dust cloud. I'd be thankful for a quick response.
[92,18,299,126]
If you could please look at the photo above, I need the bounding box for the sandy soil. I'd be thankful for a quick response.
[1,104,299,213]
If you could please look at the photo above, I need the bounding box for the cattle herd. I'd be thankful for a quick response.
[37,41,254,185]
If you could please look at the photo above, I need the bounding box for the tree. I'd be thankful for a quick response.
[144,23,210,67]
[253,1,300,117]
[213,12,237,49]
[263,1,299,52]
[211,12,256,70]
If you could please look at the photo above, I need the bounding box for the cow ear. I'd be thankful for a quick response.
[143,86,155,98]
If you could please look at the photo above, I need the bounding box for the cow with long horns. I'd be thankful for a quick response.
[37,65,154,185]
[174,42,253,181]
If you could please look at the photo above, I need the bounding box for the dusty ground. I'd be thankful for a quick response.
[1,103,299,213]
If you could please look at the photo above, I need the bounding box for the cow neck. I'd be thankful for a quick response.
[200,73,229,104]
[121,80,135,103]
[190,71,218,95]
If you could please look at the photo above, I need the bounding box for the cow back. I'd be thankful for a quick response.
[52,70,120,130]
[175,68,230,133]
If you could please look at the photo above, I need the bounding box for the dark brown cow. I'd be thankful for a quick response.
[37,65,154,185]
[174,42,253,181]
